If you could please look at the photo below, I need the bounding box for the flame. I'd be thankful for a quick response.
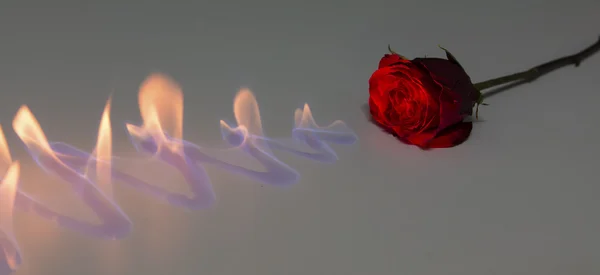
[0,125,20,271]
[12,106,55,159]
[232,88,265,138]
[94,98,123,275]
[128,77,275,153]
[94,98,113,198]
[294,103,317,129]
[0,126,11,166]
[294,103,350,133]
[217,88,271,152]
[126,73,184,153]
[0,125,12,181]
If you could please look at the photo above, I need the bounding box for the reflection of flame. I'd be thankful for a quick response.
[127,73,184,153]
[94,98,113,198]
[0,162,19,235]
[0,162,20,271]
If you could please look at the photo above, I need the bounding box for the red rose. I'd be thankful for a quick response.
[368,53,480,149]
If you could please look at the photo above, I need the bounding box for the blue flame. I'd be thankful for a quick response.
[0,99,357,275]
[6,112,356,242]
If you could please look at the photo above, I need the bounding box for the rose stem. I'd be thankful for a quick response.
[473,35,600,95]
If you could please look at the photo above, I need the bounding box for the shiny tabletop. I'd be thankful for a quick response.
[0,1,599,275]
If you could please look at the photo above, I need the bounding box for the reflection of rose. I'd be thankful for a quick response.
[368,53,480,149]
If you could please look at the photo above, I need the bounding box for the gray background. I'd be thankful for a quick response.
[1,0,600,274]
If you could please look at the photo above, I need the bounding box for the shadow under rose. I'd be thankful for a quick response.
[359,103,370,121]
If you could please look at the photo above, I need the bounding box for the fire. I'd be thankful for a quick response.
[94,98,113,198]
[0,123,23,274]
[125,74,273,152]
[0,71,357,274]
[0,125,22,273]
[217,88,271,152]
[232,88,265,138]
[0,126,11,167]
[12,106,55,158]
[12,104,133,239]
[294,103,348,131]
[124,73,216,208]
[0,124,16,231]
[126,73,184,154]
[0,162,21,272]
[294,104,316,129]
[10,101,113,205]
[12,102,115,198]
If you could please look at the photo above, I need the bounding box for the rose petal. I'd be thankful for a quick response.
[402,130,437,148]
[378,54,408,69]
[437,89,465,131]
[368,73,394,125]
[426,122,473,148]
[413,58,478,115]
[413,58,471,90]
[368,97,390,126]
[369,56,476,150]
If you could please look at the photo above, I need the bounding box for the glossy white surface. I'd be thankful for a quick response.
[1,1,599,274]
